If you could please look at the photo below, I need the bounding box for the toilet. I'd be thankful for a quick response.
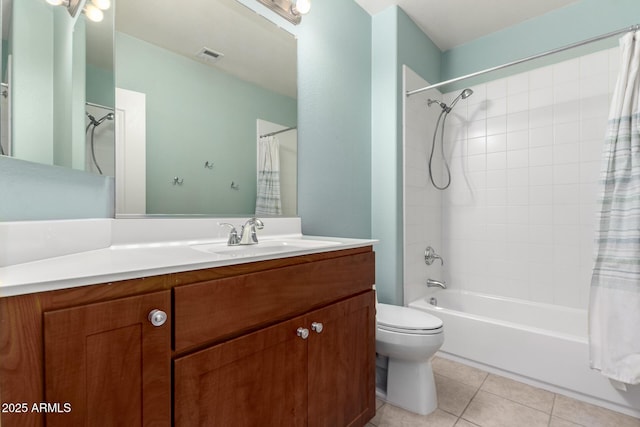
[376,302,444,415]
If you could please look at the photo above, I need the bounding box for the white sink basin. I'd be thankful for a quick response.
[191,238,341,258]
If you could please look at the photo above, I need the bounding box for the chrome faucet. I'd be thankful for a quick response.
[238,217,264,245]
[219,223,241,245]
[427,278,447,289]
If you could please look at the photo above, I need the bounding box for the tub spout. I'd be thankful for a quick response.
[427,278,446,289]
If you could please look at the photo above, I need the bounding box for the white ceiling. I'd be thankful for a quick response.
[354,0,580,51]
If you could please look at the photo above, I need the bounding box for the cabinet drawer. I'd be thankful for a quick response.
[174,251,374,352]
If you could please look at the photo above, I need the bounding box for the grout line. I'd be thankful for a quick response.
[457,372,490,422]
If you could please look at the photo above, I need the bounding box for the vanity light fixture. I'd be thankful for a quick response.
[255,0,311,25]
[45,0,110,22]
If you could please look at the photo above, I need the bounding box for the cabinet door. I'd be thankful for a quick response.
[307,291,376,427]
[174,316,308,427]
[43,290,171,427]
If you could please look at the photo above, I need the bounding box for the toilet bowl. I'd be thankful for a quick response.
[376,303,444,415]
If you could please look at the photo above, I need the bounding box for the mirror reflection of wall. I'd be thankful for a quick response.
[0,0,297,220]
[0,0,115,174]
[115,0,297,216]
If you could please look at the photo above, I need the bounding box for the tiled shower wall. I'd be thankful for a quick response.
[403,46,621,310]
[438,46,620,310]
[403,67,443,305]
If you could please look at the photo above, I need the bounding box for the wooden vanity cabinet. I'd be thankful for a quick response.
[43,291,172,427]
[174,291,375,427]
[0,246,375,427]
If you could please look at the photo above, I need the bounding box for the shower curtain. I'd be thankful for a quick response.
[589,30,640,385]
[255,136,282,215]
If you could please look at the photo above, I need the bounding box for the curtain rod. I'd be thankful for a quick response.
[406,24,640,97]
[260,126,297,138]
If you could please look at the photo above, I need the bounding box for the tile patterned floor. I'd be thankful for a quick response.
[367,356,640,427]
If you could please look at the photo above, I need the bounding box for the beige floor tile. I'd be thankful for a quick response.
[462,390,550,427]
[376,398,385,410]
[435,373,478,416]
[375,403,458,427]
[549,416,583,427]
[480,374,555,413]
[432,356,488,388]
[552,394,640,427]
[370,402,384,426]
[454,419,480,427]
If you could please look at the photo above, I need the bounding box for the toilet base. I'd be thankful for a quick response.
[386,357,437,415]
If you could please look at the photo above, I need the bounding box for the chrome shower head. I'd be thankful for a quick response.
[448,88,474,110]
[427,88,473,113]
[97,112,114,124]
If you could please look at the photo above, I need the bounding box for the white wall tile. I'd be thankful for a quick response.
[486,97,507,117]
[487,78,507,99]
[487,151,507,170]
[553,58,579,83]
[580,50,609,77]
[506,130,528,151]
[530,87,553,109]
[486,134,507,153]
[529,165,553,186]
[529,65,553,90]
[507,111,529,132]
[507,73,529,94]
[530,106,553,128]
[553,163,580,184]
[529,146,553,166]
[487,115,507,136]
[508,92,529,113]
[553,143,580,165]
[530,126,553,147]
[507,149,528,169]
[486,169,507,188]
[410,48,613,310]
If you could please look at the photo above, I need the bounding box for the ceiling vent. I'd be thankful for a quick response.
[195,47,224,64]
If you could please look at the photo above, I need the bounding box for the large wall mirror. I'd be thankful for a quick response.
[0,0,297,217]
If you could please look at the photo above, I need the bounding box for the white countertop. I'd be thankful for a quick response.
[0,217,376,297]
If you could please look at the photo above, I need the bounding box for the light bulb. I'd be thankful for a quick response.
[91,0,111,10]
[46,0,65,5]
[84,4,104,22]
[292,0,311,15]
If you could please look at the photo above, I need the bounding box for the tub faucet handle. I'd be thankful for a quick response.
[425,246,444,265]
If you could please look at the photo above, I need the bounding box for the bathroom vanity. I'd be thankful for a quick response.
[0,221,376,427]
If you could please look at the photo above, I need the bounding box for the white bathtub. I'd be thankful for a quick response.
[409,289,640,418]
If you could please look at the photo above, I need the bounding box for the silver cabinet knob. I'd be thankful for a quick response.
[311,322,324,334]
[148,309,167,327]
[296,327,309,340]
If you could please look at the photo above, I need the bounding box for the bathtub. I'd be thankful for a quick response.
[409,289,640,418]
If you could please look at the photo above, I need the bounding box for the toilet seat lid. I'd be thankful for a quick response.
[377,303,443,332]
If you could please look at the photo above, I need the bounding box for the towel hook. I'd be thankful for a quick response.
[173,177,184,185]
[204,161,214,169]
[230,181,240,190]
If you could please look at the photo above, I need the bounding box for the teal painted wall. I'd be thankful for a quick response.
[297,0,372,238]
[11,0,54,164]
[371,7,400,304]
[441,0,640,90]
[86,64,115,108]
[371,6,441,305]
[115,32,296,215]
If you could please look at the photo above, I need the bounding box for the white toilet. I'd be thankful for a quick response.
[376,302,444,415]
